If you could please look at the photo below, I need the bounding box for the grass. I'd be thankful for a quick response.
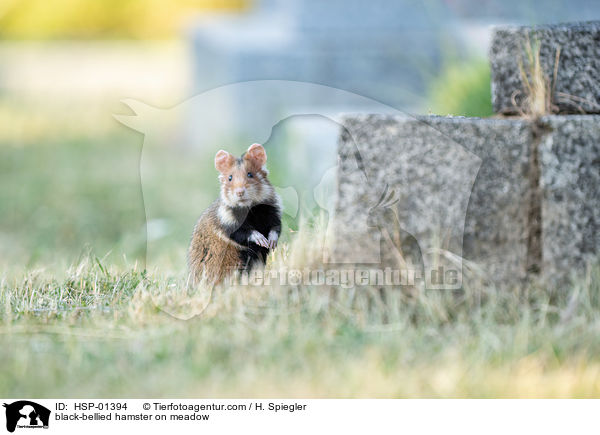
[426,57,493,117]
[1,228,600,397]
[0,132,146,269]
[1,88,600,398]
[0,120,217,271]
[516,34,560,117]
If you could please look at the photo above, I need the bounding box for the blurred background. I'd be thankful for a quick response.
[1,0,599,271]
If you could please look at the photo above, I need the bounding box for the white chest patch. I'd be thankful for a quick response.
[218,204,239,227]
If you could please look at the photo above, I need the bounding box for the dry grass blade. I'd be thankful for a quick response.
[515,33,561,117]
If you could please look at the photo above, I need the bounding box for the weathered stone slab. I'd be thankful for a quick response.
[539,115,600,283]
[335,114,600,288]
[334,115,532,288]
[422,117,534,284]
[490,21,600,114]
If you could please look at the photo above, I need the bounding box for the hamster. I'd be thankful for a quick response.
[188,143,282,285]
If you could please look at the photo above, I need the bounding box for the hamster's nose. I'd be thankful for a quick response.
[235,188,246,198]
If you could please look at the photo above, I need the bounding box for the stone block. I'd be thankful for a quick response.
[422,116,534,284]
[539,115,600,283]
[334,115,533,288]
[335,114,600,287]
[490,21,600,114]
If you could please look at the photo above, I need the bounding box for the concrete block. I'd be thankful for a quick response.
[490,21,600,114]
[539,115,600,283]
[335,114,600,288]
[334,115,534,288]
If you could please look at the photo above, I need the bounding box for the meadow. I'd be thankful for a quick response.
[1,45,600,398]
[2,238,600,397]
[2,122,600,397]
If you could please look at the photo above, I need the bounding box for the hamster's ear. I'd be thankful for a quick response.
[245,143,267,168]
[215,150,235,173]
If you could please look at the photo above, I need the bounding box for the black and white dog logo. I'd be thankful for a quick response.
[3,401,50,432]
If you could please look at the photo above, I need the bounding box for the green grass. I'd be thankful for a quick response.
[0,125,216,271]
[1,255,600,398]
[426,57,494,117]
[2,97,600,398]
[0,131,145,269]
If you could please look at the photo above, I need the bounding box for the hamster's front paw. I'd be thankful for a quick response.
[249,230,270,248]
[267,230,279,249]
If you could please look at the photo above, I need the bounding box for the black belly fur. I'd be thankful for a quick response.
[228,203,281,271]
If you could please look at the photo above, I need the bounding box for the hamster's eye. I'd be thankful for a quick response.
[228,175,232,182]
[247,172,253,178]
